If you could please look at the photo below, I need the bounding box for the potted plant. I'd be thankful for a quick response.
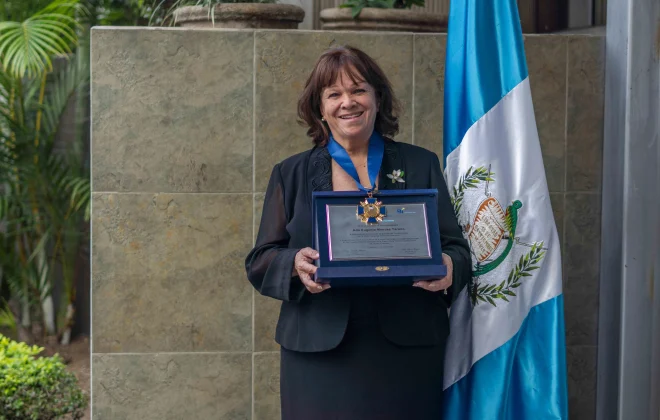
[156,0,305,29]
[319,0,446,32]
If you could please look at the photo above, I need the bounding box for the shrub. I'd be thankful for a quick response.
[0,335,87,420]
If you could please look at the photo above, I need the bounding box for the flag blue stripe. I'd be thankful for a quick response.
[443,295,569,419]
[443,0,529,162]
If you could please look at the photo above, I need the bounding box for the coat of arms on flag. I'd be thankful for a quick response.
[451,166,547,307]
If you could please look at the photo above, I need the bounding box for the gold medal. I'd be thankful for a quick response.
[357,193,386,225]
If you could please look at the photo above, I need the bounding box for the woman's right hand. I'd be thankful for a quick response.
[293,247,331,294]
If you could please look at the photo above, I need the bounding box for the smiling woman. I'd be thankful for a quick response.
[245,45,472,420]
[321,76,378,144]
[297,46,400,149]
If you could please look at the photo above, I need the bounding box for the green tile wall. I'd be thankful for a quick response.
[92,28,604,419]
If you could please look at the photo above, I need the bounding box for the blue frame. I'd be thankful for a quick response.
[312,189,447,287]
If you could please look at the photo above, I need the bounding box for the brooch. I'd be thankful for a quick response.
[387,169,405,183]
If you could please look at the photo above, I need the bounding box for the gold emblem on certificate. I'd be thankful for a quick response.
[357,196,386,225]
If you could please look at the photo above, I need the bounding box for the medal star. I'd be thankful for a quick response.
[357,197,386,225]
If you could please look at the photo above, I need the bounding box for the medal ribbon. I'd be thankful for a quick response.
[327,132,384,193]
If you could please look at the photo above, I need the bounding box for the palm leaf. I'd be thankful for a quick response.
[41,53,88,138]
[69,177,90,220]
[26,228,52,266]
[0,0,81,78]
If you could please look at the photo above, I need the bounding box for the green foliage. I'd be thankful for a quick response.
[450,166,495,217]
[0,54,90,339]
[0,0,90,341]
[0,0,83,78]
[0,303,17,338]
[82,0,158,26]
[470,242,546,307]
[0,0,56,22]
[0,335,87,419]
[339,0,424,19]
[340,0,395,18]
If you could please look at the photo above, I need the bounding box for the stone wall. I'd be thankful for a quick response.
[91,28,604,419]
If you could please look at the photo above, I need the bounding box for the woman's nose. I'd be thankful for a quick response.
[340,95,356,108]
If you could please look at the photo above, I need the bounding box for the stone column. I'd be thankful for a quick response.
[598,0,660,418]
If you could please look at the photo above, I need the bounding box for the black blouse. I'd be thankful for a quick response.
[245,139,471,352]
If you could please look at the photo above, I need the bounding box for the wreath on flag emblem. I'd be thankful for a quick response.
[451,166,547,307]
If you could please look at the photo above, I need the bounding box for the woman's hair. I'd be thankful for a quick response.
[297,45,400,147]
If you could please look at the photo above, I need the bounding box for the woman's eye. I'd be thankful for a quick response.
[354,89,365,94]
[328,92,339,98]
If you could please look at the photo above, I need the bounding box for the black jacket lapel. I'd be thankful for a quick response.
[379,139,405,191]
[308,146,332,192]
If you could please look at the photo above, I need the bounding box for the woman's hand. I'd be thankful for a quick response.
[293,247,331,294]
[413,253,453,293]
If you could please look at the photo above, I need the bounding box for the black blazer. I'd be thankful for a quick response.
[245,139,471,352]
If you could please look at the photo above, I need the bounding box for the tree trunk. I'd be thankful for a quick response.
[37,248,56,335]
[60,303,74,345]
[9,299,33,343]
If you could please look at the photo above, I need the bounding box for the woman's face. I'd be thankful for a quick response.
[320,68,378,145]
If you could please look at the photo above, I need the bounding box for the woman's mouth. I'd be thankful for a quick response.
[339,112,363,120]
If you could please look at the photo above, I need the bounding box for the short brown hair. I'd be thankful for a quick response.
[297,45,400,147]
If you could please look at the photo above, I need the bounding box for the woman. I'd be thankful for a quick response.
[245,45,471,420]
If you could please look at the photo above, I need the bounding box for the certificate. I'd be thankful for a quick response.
[327,203,432,261]
[312,189,447,287]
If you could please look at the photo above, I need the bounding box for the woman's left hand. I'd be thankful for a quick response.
[413,253,453,293]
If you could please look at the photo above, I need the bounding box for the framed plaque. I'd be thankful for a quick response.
[312,189,447,287]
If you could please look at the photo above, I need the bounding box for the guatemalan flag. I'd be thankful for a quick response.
[441,0,569,419]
